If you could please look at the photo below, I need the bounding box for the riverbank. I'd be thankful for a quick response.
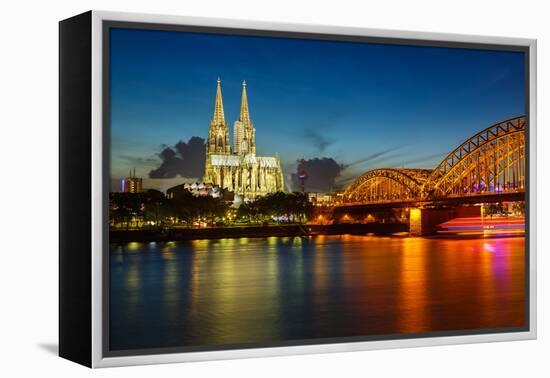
[109,223,408,243]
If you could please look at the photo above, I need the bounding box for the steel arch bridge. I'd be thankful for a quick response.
[343,116,526,204]
[343,168,432,203]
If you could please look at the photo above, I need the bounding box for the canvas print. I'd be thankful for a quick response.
[107,26,527,354]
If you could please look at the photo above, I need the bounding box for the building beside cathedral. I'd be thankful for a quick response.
[203,78,284,199]
[121,168,143,193]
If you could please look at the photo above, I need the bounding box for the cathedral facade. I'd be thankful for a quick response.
[203,78,285,199]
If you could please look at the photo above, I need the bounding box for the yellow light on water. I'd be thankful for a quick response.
[127,242,140,252]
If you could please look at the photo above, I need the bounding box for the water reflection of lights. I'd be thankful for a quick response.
[125,263,140,291]
[312,245,327,293]
[192,239,214,251]
[110,235,526,350]
[111,245,124,254]
[213,238,237,250]
[163,261,180,307]
[292,237,303,246]
[127,242,141,252]
[161,241,176,259]
[398,237,428,333]
[438,217,525,236]
[188,237,283,344]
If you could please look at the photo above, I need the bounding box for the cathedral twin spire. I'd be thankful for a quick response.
[239,80,251,127]
[208,78,255,156]
[203,78,285,197]
[211,77,226,127]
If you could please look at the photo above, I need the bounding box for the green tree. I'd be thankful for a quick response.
[236,192,313,225]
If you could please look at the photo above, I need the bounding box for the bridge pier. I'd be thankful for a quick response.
[409,208,456,236]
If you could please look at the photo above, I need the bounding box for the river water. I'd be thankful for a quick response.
[109,235,526,352]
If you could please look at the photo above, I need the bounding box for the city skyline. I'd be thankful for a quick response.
[109,27,526,192]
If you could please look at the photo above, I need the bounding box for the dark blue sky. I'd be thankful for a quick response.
[109,27,525,191]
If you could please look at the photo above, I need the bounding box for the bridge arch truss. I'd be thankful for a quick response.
[428,116,526,196]
[342,116,526,204]
[343,168,431,203]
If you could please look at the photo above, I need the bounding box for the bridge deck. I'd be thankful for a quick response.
[335,191,525,212]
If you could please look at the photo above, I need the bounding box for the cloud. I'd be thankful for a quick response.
[119,155,159,165]
[149,136,206,179]
[343,146,406,168]
[302,128,333,152]
[334,146,410,186]
[290,157,343,192]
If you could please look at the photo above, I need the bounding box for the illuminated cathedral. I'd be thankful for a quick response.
[203,78,285,199]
